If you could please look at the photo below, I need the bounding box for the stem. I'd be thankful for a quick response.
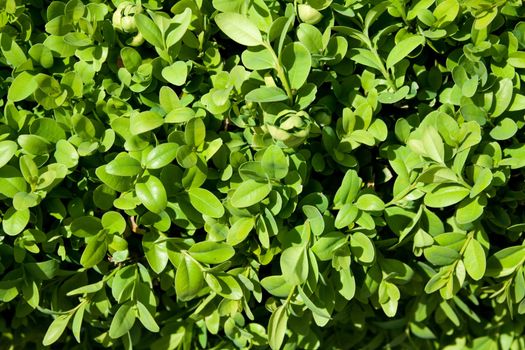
[263,42,294,103]
[285,286,296,305]
[361,34,396,90]
[385,182,418,207]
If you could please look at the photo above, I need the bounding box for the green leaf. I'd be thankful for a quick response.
[215,13,263,47]
[424,245,460,266]
[227,217,255,246]
[245,87,289,103]
[242,46,275,70]
[8,72,38,102]
[135,176,168,214]
[311,231,347,261]
[187,187,224,218]
[280,246,309,285]
[355,194,385,211]
[333,170,361,208]
[407,126,445,163]
[71,216,102,238]
[42,314,72,346]
[491,78,513,118]
[335,204,359,229]
[184,118,206,147]
[80,234,107,268]
[136,301,159,333]
[297,23,324,53]
[349,48,383,71]
[455,196,485,224]
[135,13,165,49]
[109,303,137,339]
[106,154,142,176]
[386,35,425,69]
[130,111,164,135]
[143,231,169,274]
[489,118,517,141]
[268,305,288,350]
[424,184,470,208]
[166,8,192,48]
[0,141,17,168]
[302,205,324,235]
[261,275,294,297]
[486,246,525,278]
[2,207,30,236]
[54,140,78,168]
[281,42,311,90]
[175,254,204,301]
[102,211,127,234]
[262,145,288,180]
[71,303,86,342]
[188,242,235,264]
[350,231,375,265]
[230,179,272,208]
[470,168,492,198]
[162,61,188,86]
[463,239,486,281]
[145,143,179,169]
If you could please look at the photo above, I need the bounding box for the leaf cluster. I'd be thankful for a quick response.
[1,0,525,349]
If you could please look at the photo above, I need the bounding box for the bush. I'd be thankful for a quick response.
[1,0,525,349]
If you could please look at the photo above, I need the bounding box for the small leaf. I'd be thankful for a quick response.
[184,118,206,147]
[8,72,38,102]
[356,194,385,211]
[261,275,294,298]
[0,141,17,168]
[335,204,359,229]
[145,143,179,169]
[486,246,525,278]
[227,217,255,246]
[470,168,492,198]
[333,170,361,207]
[281,42,311,90]
[135,13,164,49]
[350,231,375,265]
[215,13,263,47]
[424,184,470,208]
[2,207,30,236]
[130,111,164,135]
[489,118,517,141]
[42,314,72,346]
[242,46,275,70]
[424,246,460,266]
[463,239,486,281]
[187,187,224,218]
[80,234,107,268]
[135,176,168,214]
[245,87,289,103]
[230,179,272,208]
[109,303,137,339]
[262,145,288,180]
[280,246,309,285]
[407,126,445,163]
[386,35,425,69]
[136,301,159,333]
[455,196,485,224]
[162,61,187,86]
[268,305,289,350]
[175,254,205,301]
[106,154,142,176]
[188,241,235,264]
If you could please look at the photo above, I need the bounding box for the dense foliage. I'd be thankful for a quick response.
[1,0,525,349]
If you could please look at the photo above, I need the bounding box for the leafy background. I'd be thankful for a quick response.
[1,0,525,349]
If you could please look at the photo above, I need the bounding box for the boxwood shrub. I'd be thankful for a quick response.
[1,0,525,349]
